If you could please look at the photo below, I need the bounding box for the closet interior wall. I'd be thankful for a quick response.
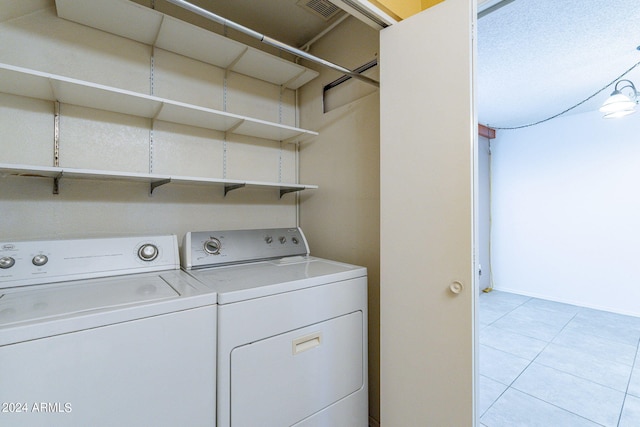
[297,16,381,425]
[0,0,302,241]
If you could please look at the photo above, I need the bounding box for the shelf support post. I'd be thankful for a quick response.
[54,101,60,167]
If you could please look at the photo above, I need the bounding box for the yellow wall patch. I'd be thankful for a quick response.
[372,0,446,20]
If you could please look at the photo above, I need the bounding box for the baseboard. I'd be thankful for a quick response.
[369,415,380,427]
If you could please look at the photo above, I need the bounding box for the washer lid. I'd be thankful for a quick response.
[0,275,177,327]
[187,256,366,304]
[0,270,217,346]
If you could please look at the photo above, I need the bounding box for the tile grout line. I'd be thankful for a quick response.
[480,292,640,426]
[616,337,640,426]
[508,387,608,427]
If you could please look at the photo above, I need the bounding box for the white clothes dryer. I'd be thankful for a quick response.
[182,227,368,427]
[0,235,216,427]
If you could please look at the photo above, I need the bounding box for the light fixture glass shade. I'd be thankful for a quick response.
[603,109,636,119]
[599,91,636,114]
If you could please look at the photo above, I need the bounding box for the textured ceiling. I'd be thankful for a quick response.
[478,0,640,129]
[163,0,640,130]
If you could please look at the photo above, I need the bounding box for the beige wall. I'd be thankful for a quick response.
[0,1,299,242]
[2,1,382,423]
[297,17,381,425]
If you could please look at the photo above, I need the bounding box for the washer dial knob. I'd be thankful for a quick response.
[279,236,287,244]
[32,254,48,266]
[138,244,159,261]
[204,238,222,255]
[0,256,15,269]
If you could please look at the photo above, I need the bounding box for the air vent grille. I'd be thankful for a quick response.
[297,0,341,20]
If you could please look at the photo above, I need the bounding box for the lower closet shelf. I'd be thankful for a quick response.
[0,164,318,198]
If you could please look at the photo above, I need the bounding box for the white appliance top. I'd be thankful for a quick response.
[0,234,180,289]
[187,256,366,304]
[0,235,216,345]
[182,228,366,304]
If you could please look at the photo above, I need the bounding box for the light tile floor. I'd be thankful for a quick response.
[479,290,640,427]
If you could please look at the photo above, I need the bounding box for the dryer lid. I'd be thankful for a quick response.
[187,256,366,304]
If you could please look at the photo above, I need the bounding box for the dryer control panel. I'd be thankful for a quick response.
[182,228,310,270]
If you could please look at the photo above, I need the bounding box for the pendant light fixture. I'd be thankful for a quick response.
[599,79,639,118]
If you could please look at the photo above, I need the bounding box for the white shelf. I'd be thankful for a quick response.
[0,63,318,142]
[55,0,319,89]
[0,164,317,198]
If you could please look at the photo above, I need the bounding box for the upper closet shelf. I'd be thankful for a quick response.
[54,0,319,90]
[0,63,318,142]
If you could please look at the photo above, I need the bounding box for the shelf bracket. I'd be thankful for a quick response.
[282,69,306,92]
[53,172,63,195]
[226,46,249,79]
[279,186,302,198]
[149,178,171,195]
[224,183,245,196]
[224,119,245,139]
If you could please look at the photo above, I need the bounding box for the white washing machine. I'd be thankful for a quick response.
[0,235,216,427]
[182,227,368,427]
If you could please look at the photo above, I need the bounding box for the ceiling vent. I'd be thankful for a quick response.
[297,0,342,21]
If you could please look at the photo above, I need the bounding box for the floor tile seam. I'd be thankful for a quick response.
[477,377,510,419]
[523,361,630,401]
[532,358,630,393]
[478,371,511,388]
[567,315,640,333]
[485,322,556,342]
[521,301,582,316]
[490,297,532,324]
[558,326,640,351]
[542,340,636,368]
[479,341,542,362]
[615,391,640,427]
[495,340,552,394]
[575,308,640,327]
[617,395,629,427]
[505,386,608,427]
[618,338,640,427]
[547,310,579,342]
[491,310,575,330]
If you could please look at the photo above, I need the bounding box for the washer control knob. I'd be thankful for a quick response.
[138,244,159,261]
[204,238,221,255]
[265,236,273,244]
[292,237,299,245]
[0,256,15,269]
[32,254,48,267]
[279,236,287,244]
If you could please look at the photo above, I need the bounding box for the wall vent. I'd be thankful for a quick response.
[297,0,341,21]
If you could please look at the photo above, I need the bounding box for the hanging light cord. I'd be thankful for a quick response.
[491,59,640,130]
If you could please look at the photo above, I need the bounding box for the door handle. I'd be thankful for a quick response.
[292,332,322,355]
[449,281,464,294]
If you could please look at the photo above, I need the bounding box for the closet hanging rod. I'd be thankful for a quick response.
[164,0,380,88]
